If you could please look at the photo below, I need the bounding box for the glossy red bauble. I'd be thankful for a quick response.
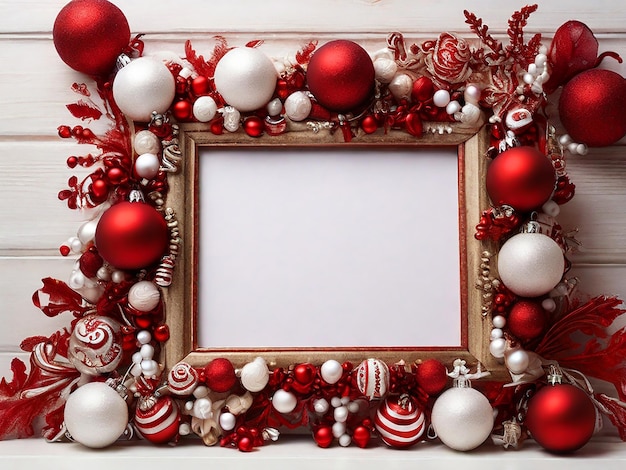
[415,359,448,395]
[486,146,556,213]
[53,0,131,76]
[352,425,371,448]
[95,202,169,270]
[525,384,597,453]
[243,116,264,137]
[204,358,237,393]
[313,426,333,448]
[306,40,375,112]
[508,300,548,342]
[559,69,626,147]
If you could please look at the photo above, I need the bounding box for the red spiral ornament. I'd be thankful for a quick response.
[134,396,180,445]
[374,395,425,448]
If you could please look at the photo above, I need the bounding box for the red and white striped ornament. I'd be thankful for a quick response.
[355,358,390,400]
[134,396,180,444]
[374,394,426,448]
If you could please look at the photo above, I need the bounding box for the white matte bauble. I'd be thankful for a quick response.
[192,96,218,122]
[128,280,161,312]
[320,359,343,385]
[64,382,129,448]
[134,153,160,180]
[112,57,176,122]
[373,57,398,84]
[133,130,161,155]
[431,385,494,451]
[497,233,564,298]
[388,73,413,101]
[219,412,236,431]
[213,47,278,112]
[240,357,270,392]
[272,389,298,414]
[284,91,312,121]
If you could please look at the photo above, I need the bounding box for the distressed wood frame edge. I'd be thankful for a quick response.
[163,121,506,380]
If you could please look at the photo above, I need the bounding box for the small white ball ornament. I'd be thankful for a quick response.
[133,130,161,155]
[505,349,530,375]
[192,95,218,122]
[214,47,278,112]
[128,280,161,312]
[272,389,298,414]
[431,382,494,451]
[320,359,343,384]
[219,412,237,431]
[388,73,413,101]
[240,357,270,392]
[134,153,160,180]
[433,89,451,107]
[64,382,129,448]
[497,232,565,298]
[373,57,398,84]
[112,57,176,122]
[284,91,312,121]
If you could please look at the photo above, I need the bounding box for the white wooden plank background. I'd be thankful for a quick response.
[0,0,626,463]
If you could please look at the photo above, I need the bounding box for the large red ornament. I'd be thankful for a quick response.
[507,300,547,342]
[486,146,556,213]
[374,395,426,448]
[95,201,169,270]
[559,69,626,147]
[525,383,597,453]
[306,40,375,112]
[53,0,131,76]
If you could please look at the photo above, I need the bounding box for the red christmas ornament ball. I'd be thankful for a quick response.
[525,383,597,453]
[204,358,237,393]
[306,40,375,112]
[415,359,448,395]
[508,300,548,342]
[374,395,426,448]
[134,396,180,445]
[313,426,334,448]
[486,146,556,212]
[53,0,131,76]
[559,69,626,147]
[95,201,169,270]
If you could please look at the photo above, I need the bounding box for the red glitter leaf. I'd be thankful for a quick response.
[32,278,87,318]
[66,100,103,121]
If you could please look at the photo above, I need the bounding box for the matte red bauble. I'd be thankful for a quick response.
[508,300,548,342]
[525,384,596,453]
[486,146,556,212]
[559,69,626,147]
[306,40,375,112]
[53,0,131,76]
[95,202,169,270]
[204,358,237,393]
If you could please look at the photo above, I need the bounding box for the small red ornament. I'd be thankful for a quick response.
[134,396,180,445]
[172,100,193,121]
[313,426,333,448]
[243,116,264,137]
[306,40,375,112]
[352,425,371,448]
[204,358,237,393]
[53,0,131,76]
[486,146,556,213]
[559,69,626,147]
[508,300,547,342]
[237,436,254,452]
[78,250,103,278]
[525,383,597,453]
[415,359,448,395]
[361,115,378,134]
[374,395,426,448]
[293,363,317,391]
[411,76,435,102]
[94,201,169,270]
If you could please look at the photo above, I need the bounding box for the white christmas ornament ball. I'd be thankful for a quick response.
[134,153,160,179]
[240,357,270,392]
[373,57,398,84]
[193,96,218,122]
[64,382,129,448]
[433,89,451,107]
[133,130,161,155]
[219,412,237,431]
[284,91,312,121]
[505,349,530,375]
[320,359,343,384]
[497,233,564,298]
[214,47,278,112]
[272,389,298,414]
[431,386,494,451]
[128,280,161,312]
[113,57,176,122]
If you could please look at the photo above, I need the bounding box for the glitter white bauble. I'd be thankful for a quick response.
[134,153,160,179]
[284,91,312,121]
[112,57,176,122]
[128,280,161,312]
[214,47,278,112]
[133,130,161,155]
[320,359,343,385]
[272,389,298,414]
[64,382,129,448]
[240,357,270,392]
[431,385,494,451]
[193,95,218,122]
[497,233,564,298]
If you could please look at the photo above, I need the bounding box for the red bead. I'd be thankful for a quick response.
[53,0,130,76]
[525,384,596,453]
[90,178,109,201]
[559,69,626,147]
[306,40,375,112]
[135,317,153,329]
[352,425,371,448]
[361,115,378,134]
[59,245,71,256]
[79,250,104,278]
[243,116,264,137]
[172,100,193,121]
[294,363,316,386]
[106,167,126,186]
[191,76,210,96]
[313,426,333,448]
[486,146,556,213]
[411,76,434,102]
[153,324,170,343]
[67,156,78,168]
[204,358,237,393]
[415,359,448,395]
[237,436,254,452]
[94,201,169,270]
[405,112,423,137]
[507,300,547,341]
